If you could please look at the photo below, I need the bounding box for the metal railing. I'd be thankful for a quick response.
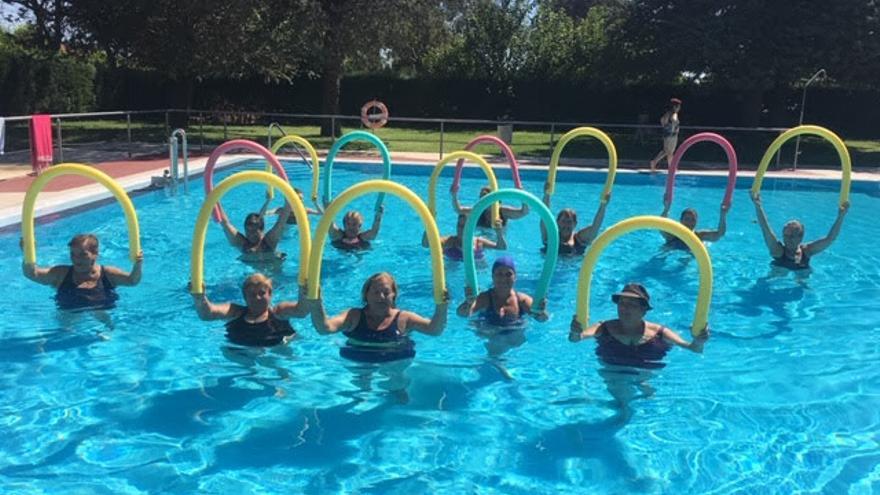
[168,128,189,194]
[266,122,314,170]
[1,108,802,169]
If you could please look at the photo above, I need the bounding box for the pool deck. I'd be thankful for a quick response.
[0,151,877,230]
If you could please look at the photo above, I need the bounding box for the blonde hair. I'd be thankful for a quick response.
[242,273,273,297]
[361,272,398,306]
[344,210,364,225]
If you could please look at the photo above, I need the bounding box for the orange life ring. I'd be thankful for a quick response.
[360,100,389,129]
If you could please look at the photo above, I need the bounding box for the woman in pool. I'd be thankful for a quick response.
[660,197,728,249]
[219,201,291,261]
[541,191,611,256]
[260,187,322,225]
[452,186,529,228]
[649,98,682,173]
[329,206,384,251]
[457,255,548,325]
[425,212,507,261]
[309,272,449,362]
[751,192,849,270]
[568,282,708,368]
[191,273,309,347]
[22,233,143,310]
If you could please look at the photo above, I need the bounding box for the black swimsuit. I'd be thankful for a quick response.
[772,245,811,270]
[594,322,671,369]
[55,266,118,310]
[481,289,526,326]
[225,310,296,347]
[237,233,274,254]
[340,308,415,363]
[332,234,371,251]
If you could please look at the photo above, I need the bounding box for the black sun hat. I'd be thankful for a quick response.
[611,283,652,310]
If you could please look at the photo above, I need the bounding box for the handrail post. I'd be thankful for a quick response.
[55,117,63,163]
[199,112,204,153]
[792,68,826,170]
[126,112,132,158]
[169,135,178,193]
[439,121,445,159]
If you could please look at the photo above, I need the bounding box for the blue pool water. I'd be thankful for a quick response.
[1,159,879,493]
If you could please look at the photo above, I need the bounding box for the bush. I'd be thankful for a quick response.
[0,32,97,114]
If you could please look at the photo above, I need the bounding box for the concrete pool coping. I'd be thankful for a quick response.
[0,151,877,230]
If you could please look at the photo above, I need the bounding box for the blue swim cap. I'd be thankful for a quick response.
[492,255,516,272]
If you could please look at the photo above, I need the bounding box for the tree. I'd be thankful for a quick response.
[2,0,71,50]
[303,0,451,135]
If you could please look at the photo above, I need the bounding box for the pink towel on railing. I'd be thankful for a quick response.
[29,114,53,174]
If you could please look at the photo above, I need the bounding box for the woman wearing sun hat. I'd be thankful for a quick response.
[568,282,708,368]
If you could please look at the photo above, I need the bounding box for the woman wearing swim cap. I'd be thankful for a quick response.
[457,255,548,325]
[568,282,708,368]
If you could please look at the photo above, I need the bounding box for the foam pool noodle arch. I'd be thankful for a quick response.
[575,216,712,337]
[22,163,140,265]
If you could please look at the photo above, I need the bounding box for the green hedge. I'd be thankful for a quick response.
[0,40,96,114]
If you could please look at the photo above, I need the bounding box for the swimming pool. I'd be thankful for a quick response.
[1,158,879,493]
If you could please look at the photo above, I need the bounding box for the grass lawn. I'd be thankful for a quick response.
[3,116,878,169]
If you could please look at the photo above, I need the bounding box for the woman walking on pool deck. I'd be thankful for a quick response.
[457,255,548,325]
[192,273,309,347]
[751,191,849,270]
[649,98,682,173]
[568,283,708,369]
[310,272,450,362]
[22,233,142,310]
[660,196,729,249]
[219,200,292,261]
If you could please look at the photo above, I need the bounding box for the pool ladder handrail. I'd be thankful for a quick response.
[168,128,189,194]
[267,122,313,171]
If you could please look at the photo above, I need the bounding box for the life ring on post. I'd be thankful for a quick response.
[360,100,389,130]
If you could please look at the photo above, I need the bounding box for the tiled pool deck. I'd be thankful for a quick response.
[0,151,877,230]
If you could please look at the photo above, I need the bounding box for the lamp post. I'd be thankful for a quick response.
[792,69,826,170]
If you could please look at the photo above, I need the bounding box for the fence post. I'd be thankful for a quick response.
[164,111,170,138]
[55,117,63,163]
[549,123,555,151]
[439,121,445,159]
[331,116,337,144]
[199,112,205,153]
[223,114,228,141]
[126,113,132,158]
